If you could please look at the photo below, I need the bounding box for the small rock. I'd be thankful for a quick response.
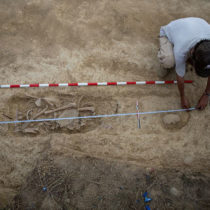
[163,114,181,125]
[184,156,194,165]
[170,187,181,197]
[18,115,24,120]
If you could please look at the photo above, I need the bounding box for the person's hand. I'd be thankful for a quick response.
[181,96,191,109]
[196,94,209,110]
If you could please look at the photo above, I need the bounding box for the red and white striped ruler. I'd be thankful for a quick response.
[0,80,193,89]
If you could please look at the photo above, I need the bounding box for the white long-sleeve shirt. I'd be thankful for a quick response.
[160,17,210,77]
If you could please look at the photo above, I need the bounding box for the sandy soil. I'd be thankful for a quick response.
[0,0,210,209]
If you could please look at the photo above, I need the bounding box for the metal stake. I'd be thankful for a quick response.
[136,101,141,129]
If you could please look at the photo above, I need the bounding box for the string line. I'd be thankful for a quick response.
[0,108,196,125]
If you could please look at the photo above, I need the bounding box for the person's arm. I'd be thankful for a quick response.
[174,50,191,109]
[196,76,210,110]
[176,74,191,109]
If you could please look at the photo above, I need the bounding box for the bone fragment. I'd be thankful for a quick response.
[25,94,38,99]
[26,109,33,120]
[35,98,42,107]
[77,96,84,108]
[21,106,48,131]
[44,103,76,114]
[78,107,95,113]
[42,98,55,107]
[33,106,48,119]
[23,128,39,134]
[2,114,13,120]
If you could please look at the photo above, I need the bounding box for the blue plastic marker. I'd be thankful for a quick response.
[143,192,152,203]
[145,205,151,210]
[42,187,47,192]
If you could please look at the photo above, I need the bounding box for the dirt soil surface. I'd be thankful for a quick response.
[0,0,210,209]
